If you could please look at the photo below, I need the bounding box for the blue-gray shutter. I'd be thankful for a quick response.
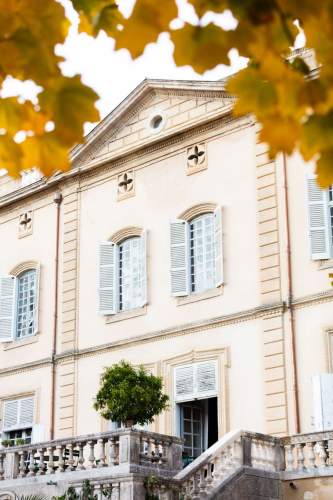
[98,242,117,315]
[307,174,331,260]
[170,220,189,296]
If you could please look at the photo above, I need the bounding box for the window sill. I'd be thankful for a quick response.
[3,334,39,350]
[105,305,147,324]
[318,259,333,270]
[177,286,223,306]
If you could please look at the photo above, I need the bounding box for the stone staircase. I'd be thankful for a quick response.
[1,428,333,498]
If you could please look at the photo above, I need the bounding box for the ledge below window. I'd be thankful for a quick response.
[177,286,224,306]
[318,259,333,270]
[106,305,147,324]
[3,334,39,350]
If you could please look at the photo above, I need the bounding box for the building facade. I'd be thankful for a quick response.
[0,78,332,460]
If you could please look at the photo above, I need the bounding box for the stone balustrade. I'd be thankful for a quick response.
[0,428,182,484]
[282,431,333,473]
[172,429,283,498]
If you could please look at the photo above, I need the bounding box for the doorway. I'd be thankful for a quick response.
[179,397,218,461]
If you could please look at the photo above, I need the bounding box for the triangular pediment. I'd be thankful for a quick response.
[71,79,234,168]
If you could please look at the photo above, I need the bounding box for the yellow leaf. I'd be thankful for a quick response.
[187,0,228,18]
[171,23,235,74]
[316,149,333,188]
[227,68,277,116]
[21,132,70,176]
[39,75,100,144]
[300,112,333,162]
[115,0,178,58]
[259,114,301,158]
[0,134,23,177]
[0,98,48,135]
[72,0,123,36]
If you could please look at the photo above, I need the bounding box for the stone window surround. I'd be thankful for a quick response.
[2,261,41,345]
[161,347,230,438]
[176,202,224,305]
[105,226,147,322]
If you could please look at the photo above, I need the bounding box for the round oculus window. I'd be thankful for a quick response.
[150,114,163,129]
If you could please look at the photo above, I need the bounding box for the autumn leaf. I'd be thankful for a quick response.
[71,0,123,36]
[39,75,100,144]
[259,114,301,158]
[316,149,333,187]
[21,132,70,176]
[187,0,228,17]
[0,134,23,177]
[115,0,178,58]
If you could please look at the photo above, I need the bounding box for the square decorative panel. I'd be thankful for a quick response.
[117,170,135,201]
[18,211,33,238]
[186,143,207,175]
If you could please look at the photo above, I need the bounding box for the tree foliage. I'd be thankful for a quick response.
[93,361,169,425]
[2,1,333,185]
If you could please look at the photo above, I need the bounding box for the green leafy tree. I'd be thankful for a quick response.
[94,361,169,426]
[2,1,333,187]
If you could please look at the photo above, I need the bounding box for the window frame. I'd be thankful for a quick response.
[118,235,143,313]
[15,269,38,340]
[328,185,333,257]
[189,212,216,295]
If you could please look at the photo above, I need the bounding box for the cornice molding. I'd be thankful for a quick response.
[179,202,217,221]
[110,226,143,244]
[0,357,52,377]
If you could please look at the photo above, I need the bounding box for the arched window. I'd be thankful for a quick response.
[0,264,39,342]
[16,269,37,338]
[189,213,215,294]
[170,206,223,297]
[98,231,147,315]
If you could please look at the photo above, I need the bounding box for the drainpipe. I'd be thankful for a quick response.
[50,190,62,440]
[282,153,300,434]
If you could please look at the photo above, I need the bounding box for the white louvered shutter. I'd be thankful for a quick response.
[174,364,194,402]
[214,207,223,287]
[0,276,16,342]
[139,232,147,307]
[170,220,189,296]
[307,175,331,260]
[3,400,19,431]
[99,242,117,315]
[19,397,34,428]
[196,361,218,399]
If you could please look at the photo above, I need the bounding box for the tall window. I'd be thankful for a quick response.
[170,207,223,297]
[16,269,37,338]
[0,267,39,343]
[189,214,215,293]
[119,237,143,312]
[99,233,147,315]
[307,175,333,260]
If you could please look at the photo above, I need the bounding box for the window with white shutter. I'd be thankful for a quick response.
[171,208,223,297]
[0,276,16,342]
[307,174,331,260]
[99,234,147,315]
[174,360,218,402]
[16,269,38,338]
[2,396,34,432]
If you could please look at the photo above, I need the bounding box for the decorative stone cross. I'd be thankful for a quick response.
[18,211,33,236]
[118,172,133,193]
[187,144,206,168]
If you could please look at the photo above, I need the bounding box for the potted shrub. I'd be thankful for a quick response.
[1,439,12,447]
[94,361,169,428]
[15,438,26,446]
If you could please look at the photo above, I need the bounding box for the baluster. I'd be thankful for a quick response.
[66,443,75,471]
[198,467,207,495]
[268,442,276,471]
[206,461,214,492]
[233,438,243,467]
[37,448,46,475]
[77,441,85,470]
[27,449,36,476]
[111,482,120,500]
[98,438,106,467]
[284,444,294,471]
[109,437,116,466]
[18,450,27,477]
[192,472,201,500]
[212,455,222,483]
[251,439,259,469]
[56,445,65,473]
[0,453,5,480]
[102,483,112,500]
[327,440,333,466]
[296,443,305,470]
[88,440,97,468]
[47,446,55,474]
[148,438,154,462]
[307,442,316,469]
[94,483,103,500]
[317,441,327,467]
[184,479,192,499]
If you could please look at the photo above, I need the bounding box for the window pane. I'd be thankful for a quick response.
[118,237,143,312]
[16,269,37,339]
[190,213,215,293]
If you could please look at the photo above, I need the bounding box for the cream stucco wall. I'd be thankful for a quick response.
[0,79,332,446]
